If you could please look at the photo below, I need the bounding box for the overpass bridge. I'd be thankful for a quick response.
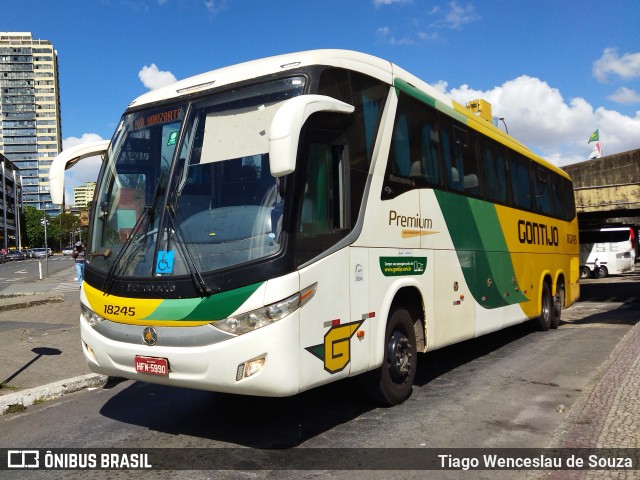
[562,148,640,228]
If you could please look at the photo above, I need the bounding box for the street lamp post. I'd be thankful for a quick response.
[498,117,509,135]
[41,212,49,276]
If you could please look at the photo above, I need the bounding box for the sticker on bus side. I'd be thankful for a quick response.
[379,257,427,276]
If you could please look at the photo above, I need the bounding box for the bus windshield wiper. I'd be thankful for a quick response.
[103,171,165,295]
[165,204,214,296]
[103,204,153,295]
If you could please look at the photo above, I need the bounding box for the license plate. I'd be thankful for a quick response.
[134,355,169,376]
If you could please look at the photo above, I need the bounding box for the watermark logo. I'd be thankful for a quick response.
[7,450,39,468]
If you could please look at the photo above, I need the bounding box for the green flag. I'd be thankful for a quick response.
[588,129,599,143]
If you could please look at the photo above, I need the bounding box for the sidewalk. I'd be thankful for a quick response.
[0,265,107,413]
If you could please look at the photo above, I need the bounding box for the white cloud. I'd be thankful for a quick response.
[592,48,640,83]
[430,1,480,29]
[607,86,640,105]
[138,64,177,90]
[61,133,106,206]
[373,0,412,6]
[378,1,474,46]
[417,31,439,42]
[376,26,415,45]
[204,0,227,14]
[440,75,640,166]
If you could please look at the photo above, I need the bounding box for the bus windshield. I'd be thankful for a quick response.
[90,77,306,279]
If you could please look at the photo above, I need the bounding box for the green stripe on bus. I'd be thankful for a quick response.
[142,282,264,321]
[434,191,529,309]
[393,78,469,124]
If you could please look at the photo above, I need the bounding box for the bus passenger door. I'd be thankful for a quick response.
[296,128,367,390]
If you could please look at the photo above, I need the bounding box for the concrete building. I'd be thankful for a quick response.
[0,153,22,250]
[73,181,95,208]
[563,148,640,227]
[0,32,62,217]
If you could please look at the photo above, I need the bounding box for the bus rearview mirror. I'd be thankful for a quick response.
[49,140,110,204]
[269,95,354,177]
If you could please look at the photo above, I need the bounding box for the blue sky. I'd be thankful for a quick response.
[3,0,640,196]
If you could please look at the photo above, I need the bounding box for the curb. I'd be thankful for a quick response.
[0,295,65,312]
[0,374,108,415]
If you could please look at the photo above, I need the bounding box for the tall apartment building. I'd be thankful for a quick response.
[73,181,96,209]
[0,32,62,216]
[0,153,21,250]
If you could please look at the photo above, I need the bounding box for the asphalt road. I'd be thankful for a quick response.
[0,271,638,479]
[0,255,73,290]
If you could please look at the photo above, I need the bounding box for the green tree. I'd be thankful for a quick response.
[23,206,64,249]
[57,212,82,249]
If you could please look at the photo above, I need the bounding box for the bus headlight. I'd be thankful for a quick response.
[81,303,106,327]
[213,283,316,335]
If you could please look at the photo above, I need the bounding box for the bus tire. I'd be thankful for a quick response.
[361,306,417,406]
[598,266,608,278]
[535,282,554,331]
[551,284,564,329]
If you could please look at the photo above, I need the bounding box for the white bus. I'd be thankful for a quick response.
[579,226,637,278]
[50,50,579,406]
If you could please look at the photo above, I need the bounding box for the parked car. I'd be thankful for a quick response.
[31,248,49,259]
[62,246,74,256]
[22,249,35,259]
[6,249,25,261]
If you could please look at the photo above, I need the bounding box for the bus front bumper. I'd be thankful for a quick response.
[80,311,302,397]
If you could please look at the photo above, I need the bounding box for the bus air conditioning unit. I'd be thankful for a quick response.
[466,99,493,123]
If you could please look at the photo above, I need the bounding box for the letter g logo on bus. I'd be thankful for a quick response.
[305,320,364,374]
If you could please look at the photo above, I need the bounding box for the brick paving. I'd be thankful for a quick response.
[545,319,640,480]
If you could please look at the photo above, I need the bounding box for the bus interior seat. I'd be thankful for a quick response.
[409,161,422,177]
[176,195,212,221]
[300,199,315,233]
[464,174,480,195]
[180,205,272,243]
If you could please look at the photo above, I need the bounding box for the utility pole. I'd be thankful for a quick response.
[41,212,49,276]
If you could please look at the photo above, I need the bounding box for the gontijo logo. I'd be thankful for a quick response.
[517,219,559,246]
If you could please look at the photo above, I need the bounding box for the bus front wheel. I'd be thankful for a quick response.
[361,306,417,406]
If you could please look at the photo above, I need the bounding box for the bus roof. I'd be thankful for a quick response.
[127,49,569,180]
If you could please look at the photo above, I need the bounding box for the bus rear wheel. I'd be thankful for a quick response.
[535,282,555,331]
[551,284,564,329]
[361,306,417,406]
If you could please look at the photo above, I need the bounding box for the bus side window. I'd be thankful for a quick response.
[317,67,388,227]
[549,174,566,220]
[481,140,508,204]
[300,143,343,235]
[295,119,351,265]
[382,91,442,199]
[392,113,411,176]
[442,122,481,196]
[510,154,532,210]
[532,165,553,216]
[563,177,576,221]
[421,122,442,185]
